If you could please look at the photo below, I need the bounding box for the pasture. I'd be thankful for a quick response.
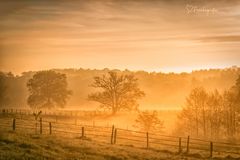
[0,109,240,160]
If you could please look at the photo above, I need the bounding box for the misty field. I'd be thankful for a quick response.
[0,129,201,160]
[0,110,240,160]
[1,0,240,159]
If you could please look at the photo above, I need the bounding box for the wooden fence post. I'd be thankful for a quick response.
[111,125,115,144]
[210,141,213,158]
[81,127,85,138]
[179,137,182,153]
[12,118,16,131]
[40,118,42,134]
[146,132,149,148]
[114,129,117,144]
[186,136,190,154]
[49,122,52,135]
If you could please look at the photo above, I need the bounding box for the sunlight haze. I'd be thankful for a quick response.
[1,0,240,74]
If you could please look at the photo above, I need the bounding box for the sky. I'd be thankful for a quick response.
[0,0,240,75]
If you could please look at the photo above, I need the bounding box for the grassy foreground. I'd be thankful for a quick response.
[0,129,238,160]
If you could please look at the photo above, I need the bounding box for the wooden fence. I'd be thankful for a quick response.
[0,116,240,158]
[0,108,110,117]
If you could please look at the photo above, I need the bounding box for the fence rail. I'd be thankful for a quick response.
[0,108,111,117]
[0,116,240,158]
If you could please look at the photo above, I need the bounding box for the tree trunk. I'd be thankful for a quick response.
[203,106,206,137]
[195,110,199,137]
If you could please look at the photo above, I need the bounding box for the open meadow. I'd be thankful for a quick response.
[0,110,240,160]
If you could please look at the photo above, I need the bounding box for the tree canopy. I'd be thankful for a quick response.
[88,71,145,115]
[0,67,239,109]
[27,70,72,109]
[134,110,164,132]
[177,75,240,140]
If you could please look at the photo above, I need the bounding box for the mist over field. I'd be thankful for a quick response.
[1,0,240,159]
[1,67,240,160]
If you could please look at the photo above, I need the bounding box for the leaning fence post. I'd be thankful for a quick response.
[179,137,182,153]
[114,128,117,144]
[49,122,52,135]
[186,136,190,154]
[81,127,85,138]
[111,125,115,144]
[12,118,16,131]
[210,141,213,158]
[39,118,42,134]
[146,132,149,148]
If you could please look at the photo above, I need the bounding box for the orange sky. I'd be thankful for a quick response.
[0,0,240,75]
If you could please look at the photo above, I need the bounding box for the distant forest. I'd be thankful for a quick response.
[1,66,240,110]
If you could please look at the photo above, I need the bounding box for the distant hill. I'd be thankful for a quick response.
[1,66,240,110]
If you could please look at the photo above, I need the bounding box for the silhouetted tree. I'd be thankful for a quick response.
[207,90,223,139]
[133,110,164,132]
[232,74,240,104]
[222,90,237,138]
[178,76,240,140]
[185,87,208,137]
[177,104,196,136]
[27,70,72,109]
[222,75,240,139]
[88,71,145,115]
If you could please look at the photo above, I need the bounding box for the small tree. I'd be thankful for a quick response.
[134,110,164,133]
[27,70,72,109]
[88,71,145,115]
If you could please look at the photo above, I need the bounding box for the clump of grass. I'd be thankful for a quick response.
[30,134,41,139]
[187,153,203,159]
[1,138,15,144]
[104,155,125,160]
[0,132,16,145]
[18,142,35,149]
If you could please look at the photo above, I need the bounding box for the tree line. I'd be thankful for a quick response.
[177,76,240,140]
[0,67,239,109]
